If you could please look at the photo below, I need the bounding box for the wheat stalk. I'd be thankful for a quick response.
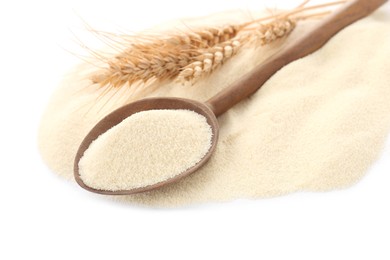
[90,0,345,88]
[93,18,294,87]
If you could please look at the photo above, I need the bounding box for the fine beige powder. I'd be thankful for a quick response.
[78,109,212,191]
[38,6,390,207]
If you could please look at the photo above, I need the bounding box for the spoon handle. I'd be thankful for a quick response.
[206,0,387,117]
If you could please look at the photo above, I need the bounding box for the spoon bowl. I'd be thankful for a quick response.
[74,97,219,195]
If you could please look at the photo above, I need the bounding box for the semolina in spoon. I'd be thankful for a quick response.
[74,0,387,195]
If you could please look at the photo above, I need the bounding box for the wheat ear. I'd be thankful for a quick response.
[176,17,296,84]
[92,25,240,87]
[171,25,240,48]
[90,0,345,88]
[176,40,241,84]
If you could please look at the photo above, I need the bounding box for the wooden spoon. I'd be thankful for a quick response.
[74,0,387,195]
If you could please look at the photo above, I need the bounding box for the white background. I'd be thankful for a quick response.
[1,1,389,259]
